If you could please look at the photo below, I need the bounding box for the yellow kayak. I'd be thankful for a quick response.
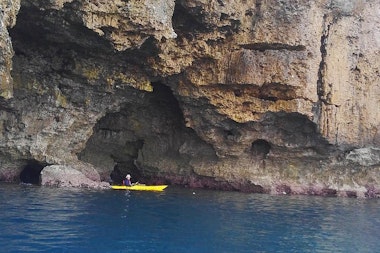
[111,184,168,191]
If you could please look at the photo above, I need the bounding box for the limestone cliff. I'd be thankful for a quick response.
[0,0,379,197]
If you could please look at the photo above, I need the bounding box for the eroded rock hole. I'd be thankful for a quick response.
[224,128,241,141]
[251,139,271,159]
[172,3,208,35]
[20,160,47,184]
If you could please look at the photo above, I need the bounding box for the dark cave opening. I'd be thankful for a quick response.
[251,139,271,159]
[150,82,185,125]
[20,160,48,184]
[110,161,143,185]
[108,140,145,184]
[172,2,208,35]
[79,81,191,183]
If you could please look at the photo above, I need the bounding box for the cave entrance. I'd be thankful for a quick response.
[79,81,187,183]
[19,160,47,184]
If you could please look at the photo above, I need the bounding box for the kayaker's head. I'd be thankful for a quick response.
[126,174,131,179]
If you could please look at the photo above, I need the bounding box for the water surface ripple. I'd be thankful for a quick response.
[0,183,379,253]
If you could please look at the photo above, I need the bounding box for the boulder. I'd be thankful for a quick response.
[40,165,109,189]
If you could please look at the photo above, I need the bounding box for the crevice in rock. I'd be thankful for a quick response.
[207,82,298,102]
[240,43,306,51]
[20,160,49,184]
[316,15,343,108]
[251,0,263,29]
[317,14,332,105]
[258,82,298,101]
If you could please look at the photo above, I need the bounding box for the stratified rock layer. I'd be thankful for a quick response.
[0,0,379,197]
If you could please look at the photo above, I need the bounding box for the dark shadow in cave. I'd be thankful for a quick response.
[20,160,48,184]
[150,82,186,125]
[110,159,144,185]
[110,164,125,185]
[259,112,334,156]
[8,3,114,55]
[172,2,209,35]
[251,139,271,159]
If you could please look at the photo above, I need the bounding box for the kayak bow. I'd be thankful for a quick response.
[111,184,168,191]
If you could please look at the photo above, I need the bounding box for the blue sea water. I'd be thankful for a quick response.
[0,183,379,253]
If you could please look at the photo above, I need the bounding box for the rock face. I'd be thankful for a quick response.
[0,0,19,98]
[0,0,379,197]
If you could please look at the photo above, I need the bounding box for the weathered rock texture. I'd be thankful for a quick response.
[0,0,19,98]
[0,0,379,197]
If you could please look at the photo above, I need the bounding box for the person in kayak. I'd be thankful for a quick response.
[123,174,132,186]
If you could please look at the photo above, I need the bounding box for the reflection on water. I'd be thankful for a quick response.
[0,183,379,253]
